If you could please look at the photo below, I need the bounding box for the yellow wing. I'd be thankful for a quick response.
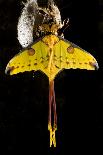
[53,37,98,70]
[5,38,50,76]
[5,35,98,81]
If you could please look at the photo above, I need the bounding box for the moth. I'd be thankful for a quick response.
[5,0,99,147]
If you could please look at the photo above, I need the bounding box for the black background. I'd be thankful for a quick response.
[0,0,103,154]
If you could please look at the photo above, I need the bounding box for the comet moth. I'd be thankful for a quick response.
[5,0,99,147]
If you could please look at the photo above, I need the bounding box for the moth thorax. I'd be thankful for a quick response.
[38,23,59,35]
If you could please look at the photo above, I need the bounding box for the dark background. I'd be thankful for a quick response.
[0,0,103,154]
